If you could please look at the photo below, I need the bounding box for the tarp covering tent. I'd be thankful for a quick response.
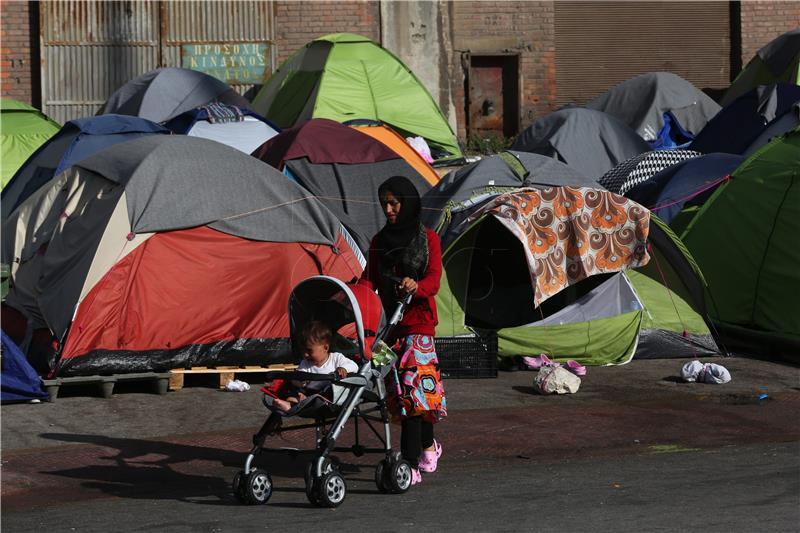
[98,68,252,124]
[435,187,653,365]
[422,151,597,246]
[586,72,721,148]
[2,136,363,376]
[511,107,650,179]
[250,33,463,164]
[690,83,800,156]
[1,331,48,403]
[598,150,701,195]
[682,127,800,360]
[2,115,169,219]
[625,153,744,227]
[1,99,60,189]
[163,103,280,154]
[252,118,432,252]
[348,121,440,186]
[722,29,800,106]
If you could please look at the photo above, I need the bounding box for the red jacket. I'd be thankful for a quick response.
[358,227,442,337]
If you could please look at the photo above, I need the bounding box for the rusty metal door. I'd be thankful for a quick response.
[40,1,275,124]
[468,55,520,138]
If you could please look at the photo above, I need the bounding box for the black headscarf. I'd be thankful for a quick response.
[375,176,429,305]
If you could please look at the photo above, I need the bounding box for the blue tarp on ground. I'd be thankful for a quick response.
[1,330,48,403]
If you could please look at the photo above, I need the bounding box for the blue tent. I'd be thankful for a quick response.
[690,83,800,155]
[625,153,744,225]
[1,331,48,403]
[2,114,169,218]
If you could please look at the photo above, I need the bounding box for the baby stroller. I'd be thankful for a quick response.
[232,275,414,507]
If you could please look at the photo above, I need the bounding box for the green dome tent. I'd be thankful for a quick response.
[682,127,800,360]
[435,194,718,366]
[251,33,462,165]
[722,29,800,106]
[1,99,60,188]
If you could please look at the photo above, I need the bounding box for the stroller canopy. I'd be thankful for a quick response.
[2,114,169,219]
[98,67,252,123]
[511,107,650,179]
[3,136,364,376]
[289,276,385,362]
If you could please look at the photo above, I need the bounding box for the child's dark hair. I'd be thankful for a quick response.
[298,320,332,346]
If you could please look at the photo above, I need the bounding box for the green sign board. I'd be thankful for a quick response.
[181,42,270,84]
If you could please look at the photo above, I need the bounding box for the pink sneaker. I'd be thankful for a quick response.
[411,467,423,485]
[522,353,555,370]
[565,360,586,376]
[418,440,442,473]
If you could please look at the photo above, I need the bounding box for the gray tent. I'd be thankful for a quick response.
[98,68,252,123]
[422,150,597,232]
[422,151,598,249]
[2,136,364,376]
[586,72,721,142]
[511,107,650,179]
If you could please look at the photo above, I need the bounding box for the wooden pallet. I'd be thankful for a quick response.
[42,372,172,401]
[168,364,297,391]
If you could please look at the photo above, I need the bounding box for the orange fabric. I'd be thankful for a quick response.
[349,124,440,186]
[60,226,362,360]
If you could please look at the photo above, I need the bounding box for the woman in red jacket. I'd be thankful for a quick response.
[359,176,447,486]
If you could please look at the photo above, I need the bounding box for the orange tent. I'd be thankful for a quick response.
[349,123,440,186]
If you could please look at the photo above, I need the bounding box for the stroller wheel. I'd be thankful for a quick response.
[305,457,335,505]
[388,459,413,494]
[317,471,347,508]
[374,460,389,493]
[232,470,247,503]
[243,468,273,505]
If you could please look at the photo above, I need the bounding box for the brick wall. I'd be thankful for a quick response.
[450,1,556,139]
[739,1,800,69]
[274,1,380,63]
[1,1,36,105]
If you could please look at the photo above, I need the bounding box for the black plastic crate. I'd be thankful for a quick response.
[435,333,497,379]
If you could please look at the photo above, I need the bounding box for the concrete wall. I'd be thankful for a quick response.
[739,1,800,66]
[380,0,457,132]
[1,1,36,105]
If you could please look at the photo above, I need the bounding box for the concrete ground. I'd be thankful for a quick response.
[2,355,799,532]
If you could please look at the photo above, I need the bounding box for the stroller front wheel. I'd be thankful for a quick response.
[388,459,413,494]
[243,469,273,505]
[232,470,247,502]
[318,471,347,507]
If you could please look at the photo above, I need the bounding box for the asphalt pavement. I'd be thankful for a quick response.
[2,355,799,532]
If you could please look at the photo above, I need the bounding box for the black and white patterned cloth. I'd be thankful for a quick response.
[598,150,701,195]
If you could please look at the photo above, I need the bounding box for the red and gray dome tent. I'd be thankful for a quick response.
[2,136,363,377]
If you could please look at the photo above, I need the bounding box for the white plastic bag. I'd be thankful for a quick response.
[406,136,434,163]
[533,365,581,394]
[224,379,251,392]
[680,361,731,384]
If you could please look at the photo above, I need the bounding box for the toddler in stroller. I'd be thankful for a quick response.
[232,275,415,508]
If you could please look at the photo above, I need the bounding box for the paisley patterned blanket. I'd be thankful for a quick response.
[467,187,650,306]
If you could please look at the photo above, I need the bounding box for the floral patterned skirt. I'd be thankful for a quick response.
[389,334,447,423]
